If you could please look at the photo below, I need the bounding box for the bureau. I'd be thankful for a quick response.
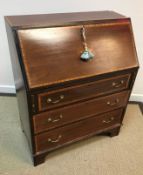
[5,11,139,166]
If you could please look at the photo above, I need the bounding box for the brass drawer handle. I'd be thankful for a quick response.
[103,117,114,124]
[48,135,62,143]
[112,80,124,88]
[47,114,63,123]
[107,99,119,106]
[47,95,64,104]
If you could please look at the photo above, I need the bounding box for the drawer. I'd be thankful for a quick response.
[33,91,129,134]
[35,108,123,153]
[38,74,131,111]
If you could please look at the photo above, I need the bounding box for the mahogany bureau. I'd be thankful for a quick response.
[5,11,139,166]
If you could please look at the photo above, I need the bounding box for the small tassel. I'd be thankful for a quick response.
[80,26,94,61]
[80,49,94,61]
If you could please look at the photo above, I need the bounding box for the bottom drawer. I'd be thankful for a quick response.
[35,108,123,153]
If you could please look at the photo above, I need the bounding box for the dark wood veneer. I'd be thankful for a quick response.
[35,109,123,153]
[38,74,131,111]
[16,21,138,90]
[5,11,126,29]
[5,11,139,166]
[34,91,129,134]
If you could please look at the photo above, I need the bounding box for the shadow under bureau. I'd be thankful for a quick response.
[5,11,139,166]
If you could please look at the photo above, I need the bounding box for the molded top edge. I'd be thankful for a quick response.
[5,11,127,29]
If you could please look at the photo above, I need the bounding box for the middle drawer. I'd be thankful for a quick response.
[33,90,129,134]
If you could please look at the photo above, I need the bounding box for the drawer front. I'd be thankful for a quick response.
[38,74,131,111]
[35,109,123,153]
[33,91,129,134]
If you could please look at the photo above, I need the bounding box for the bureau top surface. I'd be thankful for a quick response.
[5,11,125,28]
[6,11,139,90]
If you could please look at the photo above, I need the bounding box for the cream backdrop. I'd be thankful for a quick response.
[0,0,142,101]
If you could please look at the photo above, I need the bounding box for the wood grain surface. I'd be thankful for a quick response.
[17,21,138,89]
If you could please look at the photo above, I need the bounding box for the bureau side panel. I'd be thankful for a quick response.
[5,21,32,152]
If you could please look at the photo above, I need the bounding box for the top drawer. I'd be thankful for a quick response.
[38,74,131,112]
